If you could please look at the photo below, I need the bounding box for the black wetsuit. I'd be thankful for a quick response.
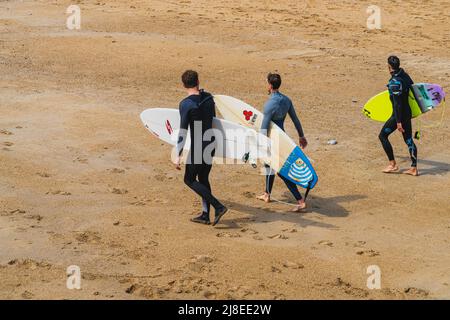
[379,68,418,167]
[177,90,224,214]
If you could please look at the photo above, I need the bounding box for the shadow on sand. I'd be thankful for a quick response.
[398,156,450,176]
[219,193,366,230]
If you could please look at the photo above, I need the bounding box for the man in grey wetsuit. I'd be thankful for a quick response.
[257,73,308,212]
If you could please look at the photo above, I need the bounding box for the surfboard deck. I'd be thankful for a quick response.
[140,108,270,161]
[363,83,445,122]
[214,95,318,189]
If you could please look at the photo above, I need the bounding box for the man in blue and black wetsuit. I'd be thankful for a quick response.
[257,73,309,212]
[379,56,418,176]
[175,70,228,226]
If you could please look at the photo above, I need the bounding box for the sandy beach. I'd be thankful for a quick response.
[0,0,449,299]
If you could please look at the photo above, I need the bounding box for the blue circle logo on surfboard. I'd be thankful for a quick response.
[279,147,318,189]
[288,158,313,186]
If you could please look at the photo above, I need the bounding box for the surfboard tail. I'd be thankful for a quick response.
[278,147,318,190]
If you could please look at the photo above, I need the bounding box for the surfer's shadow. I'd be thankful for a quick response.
[278,193,366,218]
[224,200,339,230]
[398,156,450,176]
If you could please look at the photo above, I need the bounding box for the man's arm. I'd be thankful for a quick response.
[176,101,196,161]
[287,102,304,138]
[261,100,276,136]
[288,101,307,148]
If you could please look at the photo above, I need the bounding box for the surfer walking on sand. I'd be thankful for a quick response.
[257,73,308,212]
[379,56,418,176]
[175,70,228,226]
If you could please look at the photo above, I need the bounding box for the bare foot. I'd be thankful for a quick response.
[292,201,306,212]
[382,165,399,173]
[404,167,419,176]
[256,193,271,203]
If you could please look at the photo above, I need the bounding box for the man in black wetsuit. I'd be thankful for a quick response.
[379,56,418,176]
[175,70,228,226]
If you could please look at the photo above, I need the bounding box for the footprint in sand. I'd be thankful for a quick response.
[216,232,241,238]
[353,241,366,248]
[404,287,429,298]
[125,284,141,294]
[145,240,159,247]
[240,228,258,235]
[129,197,150,206]
[1,209,25,217]
[73,156,88,164]
[271,266,282,273]
[268,234,289,240]
[36,172,51,178]
[21,291,34,299]
[74,231,101,244]
[154,174,166,182]
[318,240,333,247]
[242,191,255,199]
[190,255,214,264]
[202,290,217,299]
[356,249,380,257]
[9,209,26,215]
[24,214,43,221]
[47,190,71,196]
[110,187,128,195]
[0,129,13,135]
[108,168,125,174]
[330,277,369,298]
[282,261,304,269]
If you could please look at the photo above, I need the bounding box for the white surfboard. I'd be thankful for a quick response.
[213,95,318,189]
[140,108,270,163]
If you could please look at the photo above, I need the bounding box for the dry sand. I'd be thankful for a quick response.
[0,0,449,299]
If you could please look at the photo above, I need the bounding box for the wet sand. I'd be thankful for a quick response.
[0,0,449,299]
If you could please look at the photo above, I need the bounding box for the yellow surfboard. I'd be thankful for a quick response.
[363,90,421,122]
[363,83,445,122]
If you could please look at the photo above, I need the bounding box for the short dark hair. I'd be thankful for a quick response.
[181,70,199,88]
[388,55,400,70]
[267,73,282,90]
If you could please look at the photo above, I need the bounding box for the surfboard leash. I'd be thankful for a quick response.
[264,172,312,208]
[415,97,446,142]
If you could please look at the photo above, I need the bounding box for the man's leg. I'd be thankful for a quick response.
[184,164,223,209]
[379,116,398,172]
[198,163,227,226]
[257,165,275,203]
[402,119,419,176]
[184,164,227,225]
[278,174,306,212]
[198,164,212,216]
[184,164,209,224]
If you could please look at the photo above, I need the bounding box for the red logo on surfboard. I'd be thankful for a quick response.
[243,110,253,121]
[165,120,173,135]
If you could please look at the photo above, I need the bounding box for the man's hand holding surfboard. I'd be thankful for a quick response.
[299,136,308,149]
